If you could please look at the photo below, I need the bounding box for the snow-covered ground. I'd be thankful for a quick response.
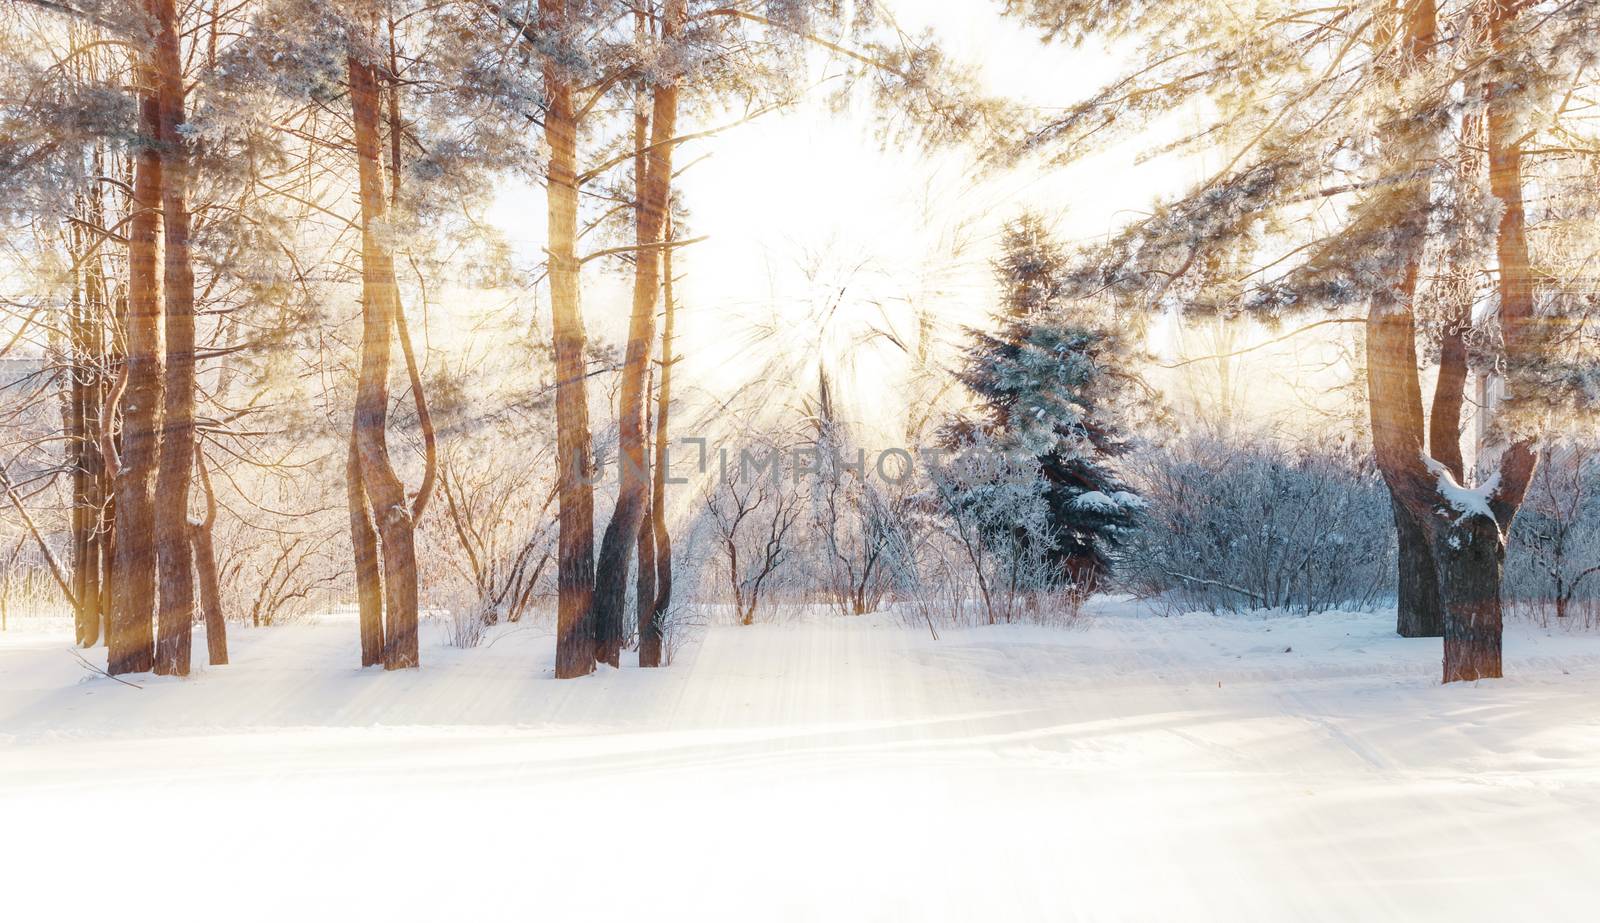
[4,602,1600,921]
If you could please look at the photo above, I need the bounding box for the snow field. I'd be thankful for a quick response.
[4,602,1600,921]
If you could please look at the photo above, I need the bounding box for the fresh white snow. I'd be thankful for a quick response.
[4,602,1600,921]
[1070,489,1143,512]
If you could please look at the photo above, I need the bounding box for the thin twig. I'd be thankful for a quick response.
[68,648,143,688]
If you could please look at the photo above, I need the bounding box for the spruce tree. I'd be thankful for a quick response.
[950,215,1153,589]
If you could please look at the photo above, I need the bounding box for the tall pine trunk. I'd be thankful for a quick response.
[543,0,597,678]
[640,221,676,669]
[108,8,164,676]
[591,0,685,667]
[153,0,196,676]
[636,385,658,662]
[348,51,420,670]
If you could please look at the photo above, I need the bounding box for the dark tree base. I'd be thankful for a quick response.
[1394,502,1443,638]
[1436,514,1505,684]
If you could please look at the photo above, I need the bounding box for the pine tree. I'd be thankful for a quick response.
[949,215,1152,589]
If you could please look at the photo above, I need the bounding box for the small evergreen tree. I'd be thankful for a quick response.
[947,215,1154,589]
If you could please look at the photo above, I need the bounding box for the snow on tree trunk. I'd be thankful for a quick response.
[1436,513,1504,681]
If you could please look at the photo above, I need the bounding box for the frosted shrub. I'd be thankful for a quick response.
[1120,434,1395,614]
[1505,444,1600,626]
[434,591,489,649]
[910,440,1091,628]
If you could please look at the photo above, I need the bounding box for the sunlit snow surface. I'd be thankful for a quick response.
[5,601,1600,921]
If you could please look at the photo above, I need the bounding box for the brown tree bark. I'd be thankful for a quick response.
[1367,0,1538,682]
[395,292,435,520]
[192,444,227,666]
[153,0,196,677]
[1434,0,1539,682]
[592,0,686,667]
[631,4,657,667]
[640,220,677,668]
[636,363,657,661]
[348,434,385,666]
[636,483,657,659]
[1365,0,1444,644]
[1429,112,1482,486]
[542,0,598,678]
[1392,502,1442,637]
[108,6,164,676]
[349,51,420,670]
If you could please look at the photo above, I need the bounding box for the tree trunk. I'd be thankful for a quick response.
[1369,0,1539,684]
[109,9,164,676]
[75,252,108,648]
[191,522,226,666]
[348,434,385,666]
[1436,513,1503,681]
[1429,249,1472,484]
[192,445,227,665]
[349,52,420,670]
[640,235,676,668]
[1430,0,1538,683]
[636,355,658,664]
[629,11,658,667]
[636,495,657,660]
[591,0,686,667]
[641,223,675,668]
[1393,501,1442,637]
[543,0,597,678]
[153,0,196,677]
[1364,0,1442,645]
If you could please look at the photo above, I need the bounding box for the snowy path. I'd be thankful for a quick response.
[4,606,1600,921]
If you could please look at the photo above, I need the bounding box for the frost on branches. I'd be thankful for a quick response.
[944,215,1155,590]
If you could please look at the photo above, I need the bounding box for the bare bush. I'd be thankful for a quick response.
[1506,443,1600,625]
[700,435,806,626]
[1119,434,1396,614]
[425,437,558,627]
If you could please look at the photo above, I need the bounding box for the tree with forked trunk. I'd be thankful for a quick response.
[592,0,687,667]
[1365,0,1542,682]
[347,36,424,671]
